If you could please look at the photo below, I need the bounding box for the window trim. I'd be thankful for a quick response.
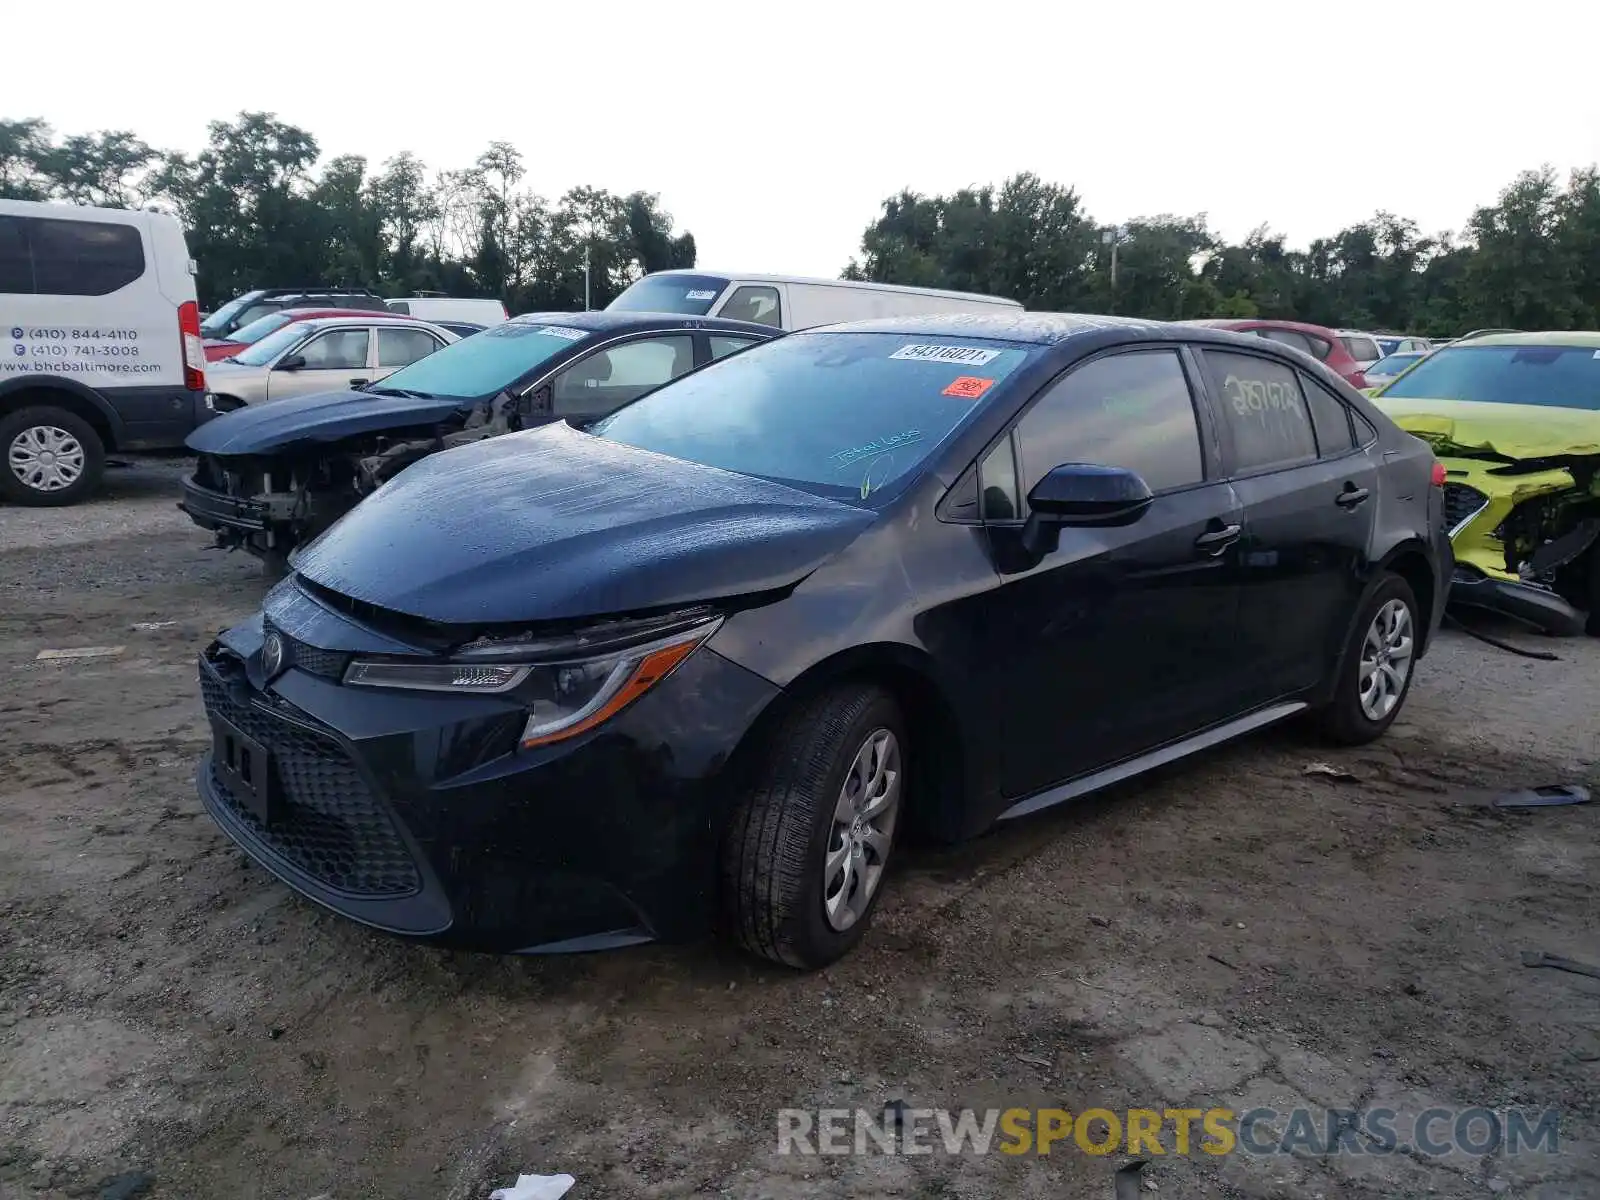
[1193,345,1326,481]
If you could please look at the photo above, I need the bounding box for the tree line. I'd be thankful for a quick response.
[844,168,1600,336]
[5,113,1599,335]
[0,114,694,311]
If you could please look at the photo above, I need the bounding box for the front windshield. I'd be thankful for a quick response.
[229,322,312,367]
[1379,343,1600,410]
[590,332,1034,501]
[372,320,587,399]
[199,291,263,338]
[228,312,295,346]
[606,273,730,315]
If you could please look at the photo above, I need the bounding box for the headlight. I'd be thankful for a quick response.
[342,615,722,749]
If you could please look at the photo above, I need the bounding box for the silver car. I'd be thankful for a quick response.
[204,316,458,410]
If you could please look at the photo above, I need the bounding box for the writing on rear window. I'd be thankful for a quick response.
[890,344,1001,367]
[685,289,718,301]
[535,326,587,342]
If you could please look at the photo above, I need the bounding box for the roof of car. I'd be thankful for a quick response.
[507,310,779,337]
[643,269,1020,306]
[1181,317,1342,337]
[810,311,1166,345]
[1447,331,1600,349]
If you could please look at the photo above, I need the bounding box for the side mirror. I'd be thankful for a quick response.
[276,354,306,372]
[1020,463,1153,560]
[349,378,369,388]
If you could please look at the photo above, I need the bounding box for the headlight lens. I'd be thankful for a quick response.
[344,661,530,693]
[342,615,721,748]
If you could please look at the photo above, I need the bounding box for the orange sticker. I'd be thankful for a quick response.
[943,376,995,400]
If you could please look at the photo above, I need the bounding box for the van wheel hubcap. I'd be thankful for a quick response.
[1359,598,1414,721]
[823,728,900,932]
[9,425,85,491]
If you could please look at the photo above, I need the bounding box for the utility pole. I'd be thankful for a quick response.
[584,243,591,311]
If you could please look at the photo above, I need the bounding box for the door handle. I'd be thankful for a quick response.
[1194,523,1241,556]
[1335,485,1371,509]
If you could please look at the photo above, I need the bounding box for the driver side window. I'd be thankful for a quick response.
[1013,350,1205,502]
[297,329,370,370]
[551,335,695,418]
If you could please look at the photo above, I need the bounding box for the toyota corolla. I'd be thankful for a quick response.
[195,314,1451,968]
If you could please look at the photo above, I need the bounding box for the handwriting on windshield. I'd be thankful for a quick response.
[831,429,923,471]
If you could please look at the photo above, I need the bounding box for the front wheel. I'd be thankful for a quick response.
[0,405,106,506]
[720,686,906,969]
[1315,573,1420,745]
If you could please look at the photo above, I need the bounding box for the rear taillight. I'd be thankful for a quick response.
[1430,461,1447,488]
[179,300,206,392]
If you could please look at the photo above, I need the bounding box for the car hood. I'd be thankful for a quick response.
[1375,396,1600,461]
[186,388,470,455]
[291,422,876,625]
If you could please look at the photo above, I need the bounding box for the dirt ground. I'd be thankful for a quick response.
[1,460,1597,1200]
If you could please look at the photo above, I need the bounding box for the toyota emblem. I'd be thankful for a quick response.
[262,631,285,680]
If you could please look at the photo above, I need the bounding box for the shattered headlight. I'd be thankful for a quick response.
[343,612,723,748]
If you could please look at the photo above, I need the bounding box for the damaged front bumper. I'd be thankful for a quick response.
[1446,564,1586,637]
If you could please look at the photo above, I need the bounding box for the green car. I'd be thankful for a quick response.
[1373,332,1600,635]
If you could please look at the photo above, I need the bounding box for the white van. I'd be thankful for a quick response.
[385,296,509,326]
[0,199,206,505]
[606,270,1021,330]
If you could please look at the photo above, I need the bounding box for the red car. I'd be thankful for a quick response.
[1181,319,1369,389]
[203,308,429,362]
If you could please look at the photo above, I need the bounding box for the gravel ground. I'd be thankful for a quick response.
[1,461,1597,1200]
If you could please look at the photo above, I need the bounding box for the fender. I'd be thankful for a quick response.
[0,373,127,445]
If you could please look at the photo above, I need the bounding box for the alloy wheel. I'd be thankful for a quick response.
[823,727,901,932]
[1358,598,1415,721]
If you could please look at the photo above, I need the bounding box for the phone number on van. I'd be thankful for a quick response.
[10,326,141,341]
[12,343,144,359]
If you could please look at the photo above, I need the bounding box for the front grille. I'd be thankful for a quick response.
[1442,483,1489,534]
[263,618,349,680]
[201,664,419,897]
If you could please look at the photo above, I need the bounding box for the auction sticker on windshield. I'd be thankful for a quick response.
[685,289,719,301]
[533,326,588,341]
[890,344,1002,367]
[942,376,995,400]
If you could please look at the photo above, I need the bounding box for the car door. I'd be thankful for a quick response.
[1197,347,1378,702]
[547,333,698,421]
[266,326,373,401]
[373,325,447,381]
[978,347,1248,800]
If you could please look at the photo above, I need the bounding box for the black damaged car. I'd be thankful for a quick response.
[179,311,779,568]
[195,313,1452,968]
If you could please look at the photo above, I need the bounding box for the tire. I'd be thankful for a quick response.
[721,685,907,969]
[1315,573,1421,746]
[0,405,106,506]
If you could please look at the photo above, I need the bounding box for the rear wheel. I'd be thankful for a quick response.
[0,405,106,506]
[1315,573,1420,745]
[720,686,906,969]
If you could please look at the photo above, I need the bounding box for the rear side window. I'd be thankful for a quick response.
[1015,350,1205,496]
[1258,328,1313,356]
[3,216,145,296]
[377,326,443,368]
[718,285,783,328]
[1339,335,1381,363]
[709,335,761,361]
[0,217,31,293]
[1303,377,1356,456]
[1204,350,1318,472]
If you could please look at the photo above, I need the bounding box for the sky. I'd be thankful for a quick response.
[5,0,1599,278]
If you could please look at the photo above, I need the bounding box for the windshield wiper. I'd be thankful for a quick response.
[363,385,437,399]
